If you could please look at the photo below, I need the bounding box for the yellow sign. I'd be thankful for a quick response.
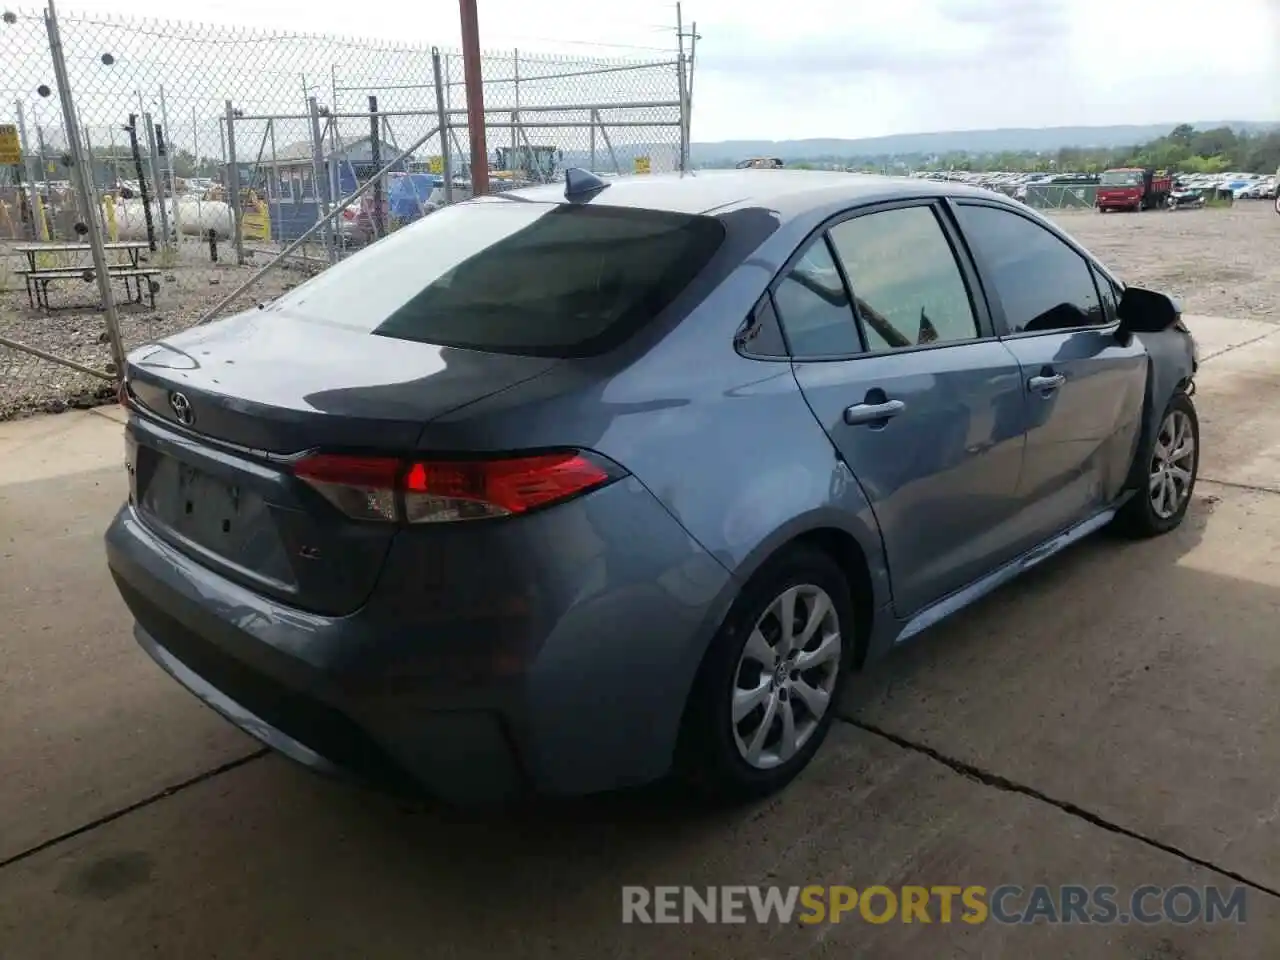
[0,124,19,165]
[241,198,272,242]
[427,155,444,174]
[634,156,651,175]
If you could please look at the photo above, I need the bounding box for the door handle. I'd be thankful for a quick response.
[1027,373,1066,393]
[844,399,905,425]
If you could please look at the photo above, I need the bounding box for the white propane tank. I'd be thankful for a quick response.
[105,197,236,241]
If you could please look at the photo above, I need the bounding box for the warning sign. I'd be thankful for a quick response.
[0,124,20,166]
[633,156,651,175]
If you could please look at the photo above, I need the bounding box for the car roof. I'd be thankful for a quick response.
[506,169,1007,220]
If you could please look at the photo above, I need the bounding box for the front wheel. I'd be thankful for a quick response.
[1274,193,1280,216]
[676,546,854,803]
[1113,391,1199,538]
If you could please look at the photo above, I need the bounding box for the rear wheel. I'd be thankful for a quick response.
[1114,391,1199,538]
[676,546,854,803]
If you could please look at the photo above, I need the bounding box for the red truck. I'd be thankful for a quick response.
[1096,167,1173,212]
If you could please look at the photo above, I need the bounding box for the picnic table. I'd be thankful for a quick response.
[13,241,161,311]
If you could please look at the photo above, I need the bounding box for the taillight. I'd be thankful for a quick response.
[291,450,620,524]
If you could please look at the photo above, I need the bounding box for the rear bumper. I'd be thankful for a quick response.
[105,478,733,803]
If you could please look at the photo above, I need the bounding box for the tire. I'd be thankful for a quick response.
[1113,391,1199,538]
[676,546,855,803]
[1274,194,1280,216]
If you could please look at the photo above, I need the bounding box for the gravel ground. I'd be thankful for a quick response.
[1,200,1277,420]
[0,242,315,418]
[1052,201,1280,321]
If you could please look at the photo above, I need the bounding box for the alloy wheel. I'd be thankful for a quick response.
[731,584,842,770]
[1149,409,1196,519]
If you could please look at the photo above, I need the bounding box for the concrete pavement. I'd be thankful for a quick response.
[2,316,1279,957]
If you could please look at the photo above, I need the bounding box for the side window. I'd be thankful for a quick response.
[735,294,789,359]
[956,204,1105,334]
[1092,265,1118,322]
[772,238,861,357]
[827,205,978,351]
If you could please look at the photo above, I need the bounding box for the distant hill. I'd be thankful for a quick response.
[691,121,1280,163]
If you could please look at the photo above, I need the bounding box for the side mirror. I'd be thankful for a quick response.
[1117,285,1181,337]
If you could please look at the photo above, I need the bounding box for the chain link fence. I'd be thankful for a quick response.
[0,6,688,418]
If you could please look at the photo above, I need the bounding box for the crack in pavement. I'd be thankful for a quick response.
[839,715,1280,899]
[1200,477,1280,496]
[0,749,268,872]
[1198,326,1280,363]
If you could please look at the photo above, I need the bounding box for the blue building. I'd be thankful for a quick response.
[234,135,405,242]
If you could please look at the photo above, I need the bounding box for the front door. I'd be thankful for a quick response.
[952,201,1147,547]
[774,202,1029,617]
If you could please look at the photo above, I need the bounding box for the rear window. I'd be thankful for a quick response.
[267,199,725,357]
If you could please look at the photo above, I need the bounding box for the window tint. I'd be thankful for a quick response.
[772,239,861,357]
[956,204,1105,334]
[267,200,725,357]
[827,205,978,351]
[735,295,789,359]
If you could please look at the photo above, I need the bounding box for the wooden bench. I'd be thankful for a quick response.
[16,266,163,311]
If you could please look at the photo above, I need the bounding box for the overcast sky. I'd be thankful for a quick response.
[54,0,1280,142]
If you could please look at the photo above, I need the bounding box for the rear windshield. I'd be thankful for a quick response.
[1100,171,1142,186]
[267,199,725,357]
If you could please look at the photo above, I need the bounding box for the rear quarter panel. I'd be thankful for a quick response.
[574,255,894,628]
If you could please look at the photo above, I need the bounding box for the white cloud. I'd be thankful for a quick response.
[38,0,1280,141]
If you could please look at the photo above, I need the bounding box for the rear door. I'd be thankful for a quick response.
[951,200,1146,547]
[778,201,1029,617]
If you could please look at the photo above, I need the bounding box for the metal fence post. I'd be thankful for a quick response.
[432,48,452,204]
[685,23,697,168]
[43,0,126,378]
[224,100,245,264]
[592,109,621,175]
[35,123,53,229]
[14,100,45,241]
[126,114,156,251]
[268,118,282,243]
[676,55,689,173]
[368,95,384,238]
[143,112,171,256]
[159,85,180,241]
[511,48,519,177]
[307,96,335,262]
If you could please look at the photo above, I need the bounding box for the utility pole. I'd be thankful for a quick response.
[458,0,489,196]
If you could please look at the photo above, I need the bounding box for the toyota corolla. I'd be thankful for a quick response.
[106,169,1199,805]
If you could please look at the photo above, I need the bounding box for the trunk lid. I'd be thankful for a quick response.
[127,309,557,450]
[124,309,557,615]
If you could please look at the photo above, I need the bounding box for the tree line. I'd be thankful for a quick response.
[792,125,1280,175]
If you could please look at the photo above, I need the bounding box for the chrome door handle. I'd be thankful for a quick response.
[1028,373,1065,393]
[844,399,905,425]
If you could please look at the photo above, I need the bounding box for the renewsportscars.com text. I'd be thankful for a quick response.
[621,885,1248,925]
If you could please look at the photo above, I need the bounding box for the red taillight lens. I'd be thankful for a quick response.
[292,451,616,524]
[293,454,402,522]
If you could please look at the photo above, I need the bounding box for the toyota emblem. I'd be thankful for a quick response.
[169,391,194,426]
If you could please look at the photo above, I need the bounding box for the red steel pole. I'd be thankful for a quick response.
[458,0,490,196]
